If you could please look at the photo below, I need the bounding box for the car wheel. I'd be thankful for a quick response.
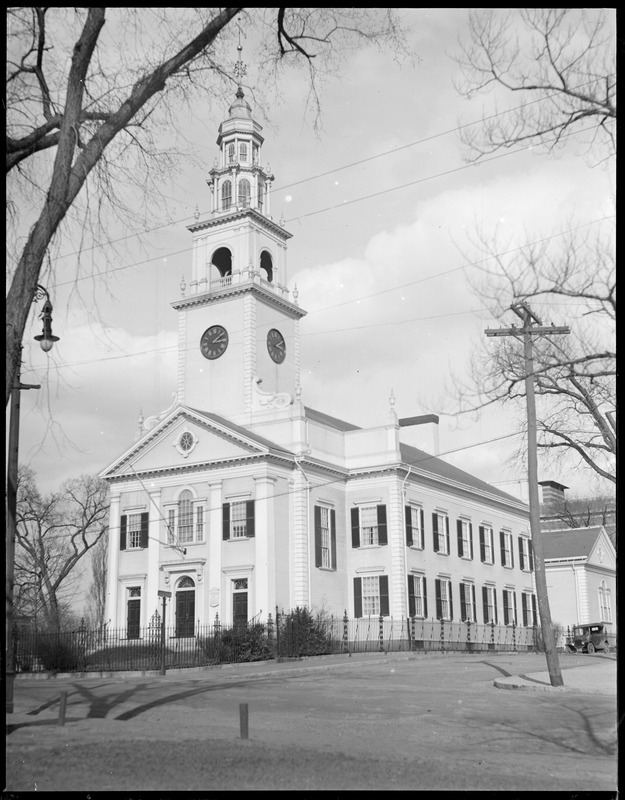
[587,642,596,654]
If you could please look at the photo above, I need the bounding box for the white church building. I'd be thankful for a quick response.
[101,76,535,639]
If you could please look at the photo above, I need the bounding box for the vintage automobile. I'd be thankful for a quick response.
[567,622,611,654]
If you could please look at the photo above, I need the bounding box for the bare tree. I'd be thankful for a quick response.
[84,534,108,629]
[14,467,109,632]
[6,7,410,406]
[453,225,615,486]
[544,494,616,531]
[454,9,616,162]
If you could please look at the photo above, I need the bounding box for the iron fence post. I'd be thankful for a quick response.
[378,614,384,652]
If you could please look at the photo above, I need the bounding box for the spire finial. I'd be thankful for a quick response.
[234,21,247,91]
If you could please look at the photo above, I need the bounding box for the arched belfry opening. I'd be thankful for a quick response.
[260,250,273,282]
[211,247,232,277]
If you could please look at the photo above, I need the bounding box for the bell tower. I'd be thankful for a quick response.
[172,44,306,425]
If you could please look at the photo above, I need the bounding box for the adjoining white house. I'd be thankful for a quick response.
[539,526,616,639]
[100,78,535,639]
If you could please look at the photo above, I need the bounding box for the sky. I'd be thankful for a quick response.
[13,8,615,520]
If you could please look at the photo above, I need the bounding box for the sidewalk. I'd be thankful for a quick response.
[493,657,616,694]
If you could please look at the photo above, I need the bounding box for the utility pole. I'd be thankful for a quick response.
[485,302,570,688]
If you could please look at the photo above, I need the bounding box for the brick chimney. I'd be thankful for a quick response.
[398,414,439,455]
[538,480,568,511]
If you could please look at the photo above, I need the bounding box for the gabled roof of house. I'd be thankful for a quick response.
[542,526,604,560]
[400,442,522,504]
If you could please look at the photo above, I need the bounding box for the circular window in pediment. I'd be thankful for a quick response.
[175,429,198,458]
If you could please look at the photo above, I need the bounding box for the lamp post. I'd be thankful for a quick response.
[6,285,60,714]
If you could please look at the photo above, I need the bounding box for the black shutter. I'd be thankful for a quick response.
[493,589,498,624]
[377,505,387,546]
[471,585,477,623]
[120,515,127,551]
[448,581,453,621]
[314,506,322,568]
[459,582,466,622]
[482,586,489,623]
[222,503,230,540]
[529,541,534,571]
[435,578,442,620]
[407,575,416,617]
[432,514,439,552]
[513,592,517,625]
[140,512,149,548]
[503,591,509,626]
[479,526,485,562]
[420,509,425,549]
[354,577,362,618]
[445,516,450,554]
[457,520,464,557]
[518,537,525,571]
[351,507,360,548]
[510,537,514,568]
[246,500,255,537]
[521,593,528,627]
[531,594,537,624]
[379,575,389,616]
[469,524,474,559]
[423,577,428,618]
[500,530,506,565]
[405,506,413,547]
[330,509,337,570]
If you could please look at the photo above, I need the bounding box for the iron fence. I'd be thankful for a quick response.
[9,610,547,675]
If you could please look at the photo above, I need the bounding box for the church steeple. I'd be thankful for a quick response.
[172,37,306,425]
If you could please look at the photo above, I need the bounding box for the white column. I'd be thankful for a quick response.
[208,481,223,622]
[254,474,278,618]
[388,480,407,617]
[105,492,121,628]
[291,470,310,608]
[146,488,161,622]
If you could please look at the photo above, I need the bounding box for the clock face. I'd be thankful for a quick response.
[200,325,228,359]
[267,328,286,364]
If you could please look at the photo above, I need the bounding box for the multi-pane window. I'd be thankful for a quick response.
[598,580,612,622]
[196,507,204,540]
[482,585,498,624]
[231,501,248,538]
[435,578,453,620]
[127,513,143,549]
[238,179,251,208]
[459,582,477,622]
[239,142,248,162]
[222,180,232,211]
[315,506,336,569]
[353,575,389,618]
[457,519,473,559]
[257,180,264,211]
[178,490,194,544]
[405,505,424,549]
[518,536,533,571]
[223,500,255,540]
[252,143,259,165]
[479,525,495,564]
[228,143,235,164]
[407,574,427,618]
[502,589,517,625]
[521,592,537,627]
[351,505,387,548]
[500,531,514,568]
[432,512,450,554]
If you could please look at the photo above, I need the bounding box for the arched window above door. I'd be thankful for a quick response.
[177,575,195,589]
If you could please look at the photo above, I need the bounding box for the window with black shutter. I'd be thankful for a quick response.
[479,525,485,562]
[405,506,413,547]
[246,500,255,538]
[314,506,322,568]
[330,509,337,569]
[120,515,127,551]
[407,574,415,617]
[432,514,439,552]
[222,503,230,540]
[140,512,149,548]
[518,536,525,571]
[354,577,363,618]
[379,575,389,616]
[351,507,360,548]
[377,505,387,546]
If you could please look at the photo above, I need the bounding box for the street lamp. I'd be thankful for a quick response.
[6,284,60,714]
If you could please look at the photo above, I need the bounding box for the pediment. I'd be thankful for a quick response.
[587,527,617,571]
[101,405,283,480]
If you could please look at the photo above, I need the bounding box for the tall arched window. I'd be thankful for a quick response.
[260,250,273,282]
[239,142,248,162]
[257,179,264,211]
[227,143,235,164]
[598,580,612,621]
[178,490,193,544]
[238,179,251,208]
[222,180,232,211]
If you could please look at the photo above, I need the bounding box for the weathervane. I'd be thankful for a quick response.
[233,21,247,87]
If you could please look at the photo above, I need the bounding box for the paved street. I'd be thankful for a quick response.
[5,651,617,792]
